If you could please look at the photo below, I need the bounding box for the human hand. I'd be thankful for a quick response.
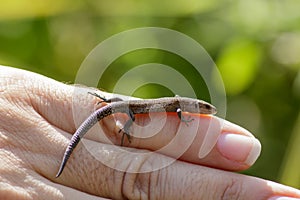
[0,66,299,200]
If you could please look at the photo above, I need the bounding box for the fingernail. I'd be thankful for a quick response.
[268,196,300,200]
[217,133,261,165]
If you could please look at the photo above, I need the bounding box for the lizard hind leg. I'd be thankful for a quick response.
[119,119,134,145]
[88,92,108,103]
[118,110,135,146]
[88,92,123,104]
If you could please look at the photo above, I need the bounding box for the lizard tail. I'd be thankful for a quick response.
[56,134,80,178]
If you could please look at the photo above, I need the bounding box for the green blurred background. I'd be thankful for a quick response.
[0,0,299,188]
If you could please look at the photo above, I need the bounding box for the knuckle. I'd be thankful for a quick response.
[120,155,161,200]
[122,170,153,200]
[220,179,244,200]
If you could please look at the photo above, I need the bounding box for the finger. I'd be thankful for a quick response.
[151,161,300,200]
[163,162,300,199]
[39,138,300,199]
[127,114,261,171]
[88,109,261,171]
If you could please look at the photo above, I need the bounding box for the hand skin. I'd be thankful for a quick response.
[0,66,299,200]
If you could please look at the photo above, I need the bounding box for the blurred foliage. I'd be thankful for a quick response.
[1,0,300,187]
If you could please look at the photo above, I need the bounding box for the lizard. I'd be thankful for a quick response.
[55,93,217,178]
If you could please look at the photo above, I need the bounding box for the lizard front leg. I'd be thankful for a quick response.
[176,108,194,126]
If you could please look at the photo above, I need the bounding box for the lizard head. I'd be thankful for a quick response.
[179,97,217,115]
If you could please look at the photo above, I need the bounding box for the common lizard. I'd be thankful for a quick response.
[56,93,217,178]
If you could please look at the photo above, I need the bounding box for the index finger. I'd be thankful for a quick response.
[68,88,261,172]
